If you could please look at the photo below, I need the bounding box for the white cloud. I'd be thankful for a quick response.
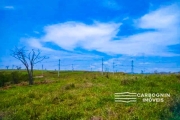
[33,31,40,34]
[41,21,121,50]
[137,4,180,30]
[26,38,54,52]
[25,4,180,57]
[102,0,120,10]
[139,62,151,65]
[4,6,14,9]
[96,4,180,56]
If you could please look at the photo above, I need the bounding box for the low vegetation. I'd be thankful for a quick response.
[0,70,180,120]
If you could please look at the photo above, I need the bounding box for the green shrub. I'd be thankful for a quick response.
[11,71,19,84]
[19,73,28,83]
[64,83,75,90]
[0,71,28,87]
[0,72,11,87]
[0,72,5,87]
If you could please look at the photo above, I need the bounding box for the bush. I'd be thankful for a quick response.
[11,71,19,84]
[0,71,28,87]
[18,72,28,83]
[0,72,11,87]
[64,83,75,90]
[0,72,5,87]
[11,71,28,84]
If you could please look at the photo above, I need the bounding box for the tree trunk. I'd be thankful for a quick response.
[30,65,34,85]
[26,67,34,85]
[29,73,33,85]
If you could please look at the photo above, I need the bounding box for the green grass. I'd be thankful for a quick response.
[0,70,180,120]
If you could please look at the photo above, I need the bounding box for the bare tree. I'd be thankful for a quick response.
[6,66,9,70]
[11,47,48,85]
[12,65,14,69]
[16,66,21,70]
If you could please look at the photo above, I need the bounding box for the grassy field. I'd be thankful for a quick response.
[0,70,180,120]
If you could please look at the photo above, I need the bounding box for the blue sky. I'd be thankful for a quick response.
[0,0,180,73]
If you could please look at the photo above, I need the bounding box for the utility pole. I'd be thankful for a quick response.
[12,65,14,70]
[131,60,134,74]
[102,58,104,75]
[113,62,115,75]
[58,59,60,77]
[143,53,145,74]
[6,66,9,70]
[72,64,74,72]
[42,64,43,76]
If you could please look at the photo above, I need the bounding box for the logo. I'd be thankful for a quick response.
[114,92,137,103]
[115,92,170,103]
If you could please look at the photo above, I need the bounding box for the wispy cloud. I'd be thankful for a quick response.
[42,21,121,50]
[4,6,14,10]
[25,4,180,57]
[102,0,120,10]
[137,6,179,30]
[21,38,54,52]
[33,31,40,34]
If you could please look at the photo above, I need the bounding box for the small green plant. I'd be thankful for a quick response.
[0,71,29,87]
[120,78,136,85]
[0,72,11,87]
[64,83,75,90]
[11,71,19,84]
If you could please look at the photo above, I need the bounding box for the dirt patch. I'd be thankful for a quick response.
[90,116,103,120]
[34,76,44,78]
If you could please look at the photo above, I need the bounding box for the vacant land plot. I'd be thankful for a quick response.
[0,71,180,120]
